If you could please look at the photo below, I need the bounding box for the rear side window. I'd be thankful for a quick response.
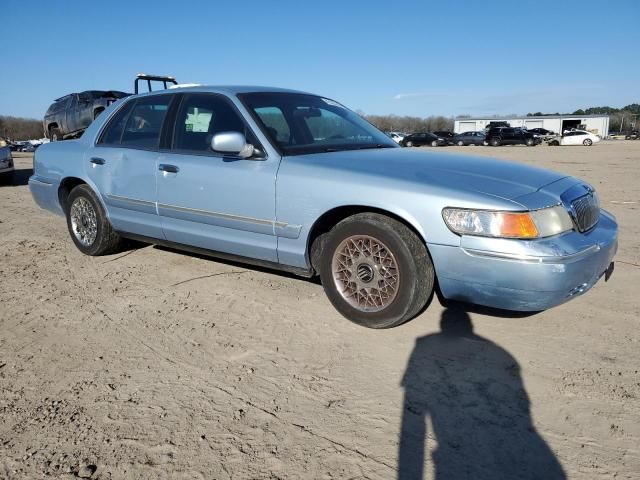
[99,100,135,145]
[120,96,172,149]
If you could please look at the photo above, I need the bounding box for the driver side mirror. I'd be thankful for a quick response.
[210,131,262,159]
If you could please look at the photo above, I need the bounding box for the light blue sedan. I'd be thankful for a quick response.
[29,86,617,328]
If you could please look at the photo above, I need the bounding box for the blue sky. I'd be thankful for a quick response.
[3,0,639,119]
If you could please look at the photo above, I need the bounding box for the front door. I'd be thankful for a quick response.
[86,94,173,239]
[157,93,280,262]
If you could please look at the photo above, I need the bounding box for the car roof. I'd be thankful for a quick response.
[133,85,314,98]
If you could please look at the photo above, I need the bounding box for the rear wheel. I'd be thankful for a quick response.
[490,138,500,146]
[525,138,535,146]
[583,138,593,146]
[65,184,122,255]
[431,140,438,147]
[49,127,61,142]
[319,213,434,328]
[549,140,559,146]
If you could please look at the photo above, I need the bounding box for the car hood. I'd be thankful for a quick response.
[297,147,567,201]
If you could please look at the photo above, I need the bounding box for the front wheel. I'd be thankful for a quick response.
[490,138,500,146]
[457,140,464,146]
[583,138,593,146]
[319,213,435,328]
[525,138,535,146]
[66,184,123,255]
[405,141,413,147]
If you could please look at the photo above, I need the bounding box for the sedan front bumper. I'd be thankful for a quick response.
[428,211,618,311]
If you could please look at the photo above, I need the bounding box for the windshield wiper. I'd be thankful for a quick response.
[357,144,392,150]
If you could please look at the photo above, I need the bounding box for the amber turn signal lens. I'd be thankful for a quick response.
[498,213,539,238]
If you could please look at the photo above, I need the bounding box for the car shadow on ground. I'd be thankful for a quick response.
[397,304,566,480]
[151,244,321,283]
[2,167,33,187]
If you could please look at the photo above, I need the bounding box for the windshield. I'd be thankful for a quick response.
[239,92,397,155]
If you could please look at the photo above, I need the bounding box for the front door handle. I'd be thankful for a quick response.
[90,157,105,165]
[159,164,179,173]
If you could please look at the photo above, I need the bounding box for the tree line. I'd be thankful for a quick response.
[0,116,44,141]
[363,114,454,133]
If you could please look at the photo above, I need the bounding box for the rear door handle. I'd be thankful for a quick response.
[90,157,105,165]
[159,164,179,173]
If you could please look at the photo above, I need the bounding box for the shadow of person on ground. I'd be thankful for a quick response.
[398,305,565,480]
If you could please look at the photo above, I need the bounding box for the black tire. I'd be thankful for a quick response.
[525,138,535,146]
[549,140,559,146]
[490,138,500,146]
[319,213,434,328]
[49,127,61,142]
[65,184,122,256]
[583,138,593,146]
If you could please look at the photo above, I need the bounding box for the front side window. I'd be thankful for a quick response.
[254,106,290,145]
[173,94,252,152]
[240,92,396,155]
[120,95,172,149]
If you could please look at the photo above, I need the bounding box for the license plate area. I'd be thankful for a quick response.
[604,262,615,282]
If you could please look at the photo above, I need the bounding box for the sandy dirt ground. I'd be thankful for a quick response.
[1,142,639,479]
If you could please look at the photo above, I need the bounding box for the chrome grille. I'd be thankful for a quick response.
[571,193,599,232]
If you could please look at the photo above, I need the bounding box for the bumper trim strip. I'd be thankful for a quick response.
[461,244,600,264]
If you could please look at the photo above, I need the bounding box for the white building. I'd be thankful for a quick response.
[454,114,610,136]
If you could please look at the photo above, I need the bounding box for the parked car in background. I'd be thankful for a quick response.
[385,132,405,144]
[433,131,455,144]
[528,127,556,140]
[29,84,618,329]
[452,131,486,146]
[548,130,601,146]
[484,121,510,132]
[20,143,37,153]
[44,90,130,141]
[0,144,15,184]
[486,127,541,146]
[401,132,447,147]
[608,131,625,139]
[625,130,639,140]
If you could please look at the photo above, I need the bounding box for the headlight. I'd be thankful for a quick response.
[442,205,574,239]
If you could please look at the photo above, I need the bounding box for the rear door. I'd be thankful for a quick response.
[86,94,173,239]
[156,92,279,262]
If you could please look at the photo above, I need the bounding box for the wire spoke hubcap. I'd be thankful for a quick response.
[332,235,400,312]
[70,197,98,247]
